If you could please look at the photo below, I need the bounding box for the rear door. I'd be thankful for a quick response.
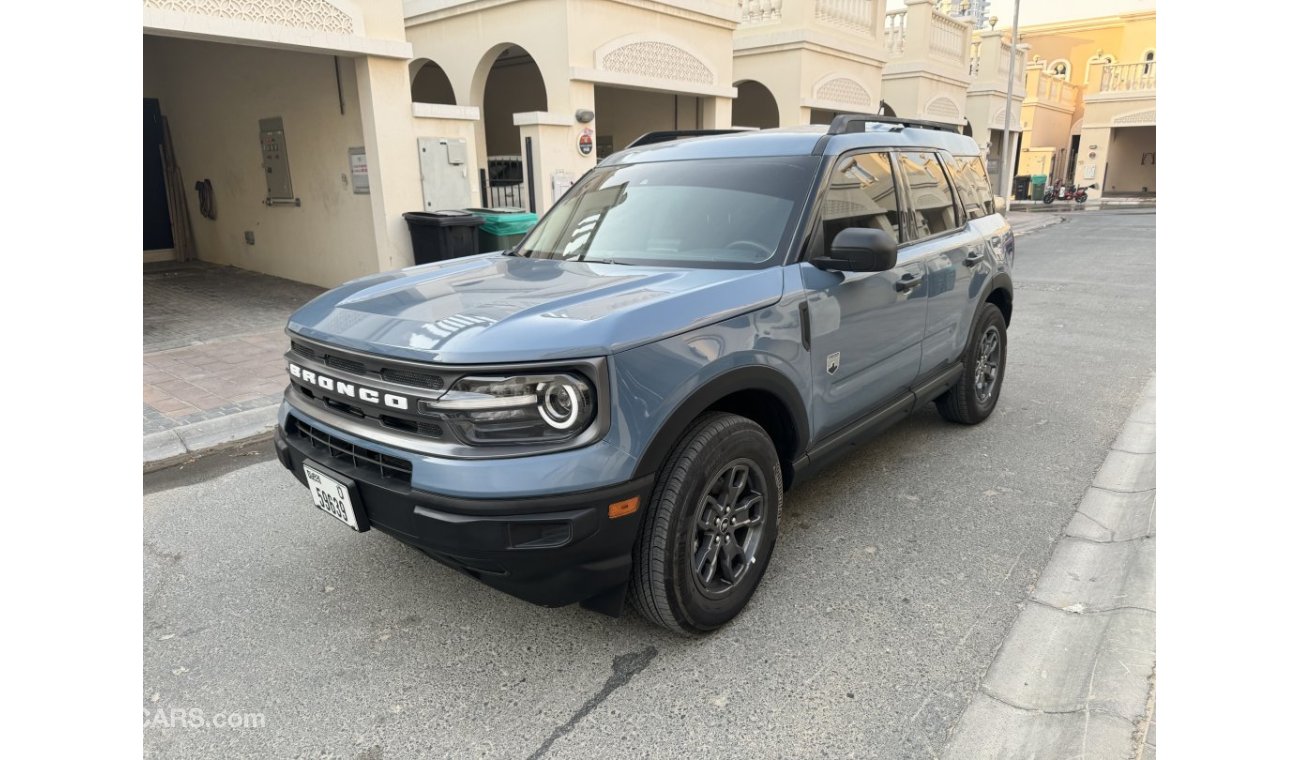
[896,151,984,375]
[800,151,927,440]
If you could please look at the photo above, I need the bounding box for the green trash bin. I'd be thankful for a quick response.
[1030,174,1048,202]
[465,207,539,252]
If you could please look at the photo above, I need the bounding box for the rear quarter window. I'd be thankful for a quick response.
[898,152,960,239]
[947,155,996,218]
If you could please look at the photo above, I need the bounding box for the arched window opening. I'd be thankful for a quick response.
[410,60,456,105]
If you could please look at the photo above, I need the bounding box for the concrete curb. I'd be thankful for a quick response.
[143,404,279,471]
[943,375,1156,759]
[1008,215,1065,236]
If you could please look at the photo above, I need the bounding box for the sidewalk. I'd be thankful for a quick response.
[1005,211,1064,235]
[142,262,322,469]
[1010,197,1156,213]
[141,212,1067,468]
[943,376,1156,758]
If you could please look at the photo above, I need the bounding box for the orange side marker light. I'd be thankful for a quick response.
[608,497,640,519]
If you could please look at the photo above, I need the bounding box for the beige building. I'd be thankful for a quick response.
[143,0,430,287]
[143,0,1147,290]
[1015,10,1156,197]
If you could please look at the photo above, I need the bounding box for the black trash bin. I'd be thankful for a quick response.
[1012,175,1031,201]
[402,210,484,264]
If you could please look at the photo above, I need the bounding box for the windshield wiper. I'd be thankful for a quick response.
[580,258,631,266]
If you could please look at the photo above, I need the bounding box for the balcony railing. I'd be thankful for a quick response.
[1033,72,1079,107]
[738,0,783,24]
[1099,61,1156,93]
[884,8,907,55]
[883,4,969,67]
[813,0,874,32]
[929,10,966,61]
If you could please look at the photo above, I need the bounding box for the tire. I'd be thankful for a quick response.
[935,302,1008,425]
[1041,192,1055,205]
[630,412,782,634]
[1075,192,1088,203]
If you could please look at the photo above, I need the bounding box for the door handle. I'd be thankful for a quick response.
[963,250,984,267]
[896,272,925,292]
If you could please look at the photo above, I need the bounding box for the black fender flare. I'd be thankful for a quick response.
[631,365,810,481]
[964,272,1014,354]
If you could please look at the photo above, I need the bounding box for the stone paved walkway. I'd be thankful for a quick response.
[143,262,322,436]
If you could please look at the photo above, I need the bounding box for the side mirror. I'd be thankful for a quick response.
[813,228,898,273]
[994,195,1007,215]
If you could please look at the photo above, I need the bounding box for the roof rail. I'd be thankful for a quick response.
[625,129,752,149]
[825,114,959,135]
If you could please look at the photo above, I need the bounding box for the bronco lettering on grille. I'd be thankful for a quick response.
[288,363,410,410]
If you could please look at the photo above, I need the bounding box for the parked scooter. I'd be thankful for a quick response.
[1042,180,1095,205]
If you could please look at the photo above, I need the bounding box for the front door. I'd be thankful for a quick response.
[144,98,174,252]
[800,151,927,441]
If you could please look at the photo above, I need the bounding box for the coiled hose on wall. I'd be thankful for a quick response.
[194,179,216,220]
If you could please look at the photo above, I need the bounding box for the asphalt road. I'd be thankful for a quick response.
[144,211,1156,759]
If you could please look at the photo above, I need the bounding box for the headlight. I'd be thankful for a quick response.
[417,372,596,445]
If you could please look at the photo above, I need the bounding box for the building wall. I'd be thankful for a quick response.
[144,35,378,287]
[594,88,699,152]
[1105,125,1155,193]
[732,49,809,127]
[1020,12,1155,87]
[1019,101,1073,179]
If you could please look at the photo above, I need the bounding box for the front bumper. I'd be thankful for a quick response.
[274,412,654,612]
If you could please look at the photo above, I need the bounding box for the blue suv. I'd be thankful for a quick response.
[274,115,1014,634]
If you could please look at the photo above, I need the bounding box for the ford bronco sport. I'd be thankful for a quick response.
[274,115,1014,634]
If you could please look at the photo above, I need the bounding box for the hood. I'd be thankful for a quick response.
[287,254,785,364]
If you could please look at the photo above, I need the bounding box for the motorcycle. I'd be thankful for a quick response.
[1042,181,1095,205]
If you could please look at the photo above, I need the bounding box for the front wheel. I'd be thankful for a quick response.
[1041,192,1055,205]
[630,413,782,634]
[1075,192,1088,203]
[935,302,1008,425]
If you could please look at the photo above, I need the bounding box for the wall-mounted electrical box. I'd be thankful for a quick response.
[259,117,296,204]
[418,137,471,211]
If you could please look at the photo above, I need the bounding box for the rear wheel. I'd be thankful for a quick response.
[935,302,1008,425]
[630,413,781,634]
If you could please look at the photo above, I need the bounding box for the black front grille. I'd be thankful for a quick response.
[288,416,412,485]
[290,341,318,361]
[325,354,366,375]
[381,368,445,390]
[291,336,453,393]
[380,415,443,437]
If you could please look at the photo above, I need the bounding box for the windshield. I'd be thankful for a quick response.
[513,157,819,268]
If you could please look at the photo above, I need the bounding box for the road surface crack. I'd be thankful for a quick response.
[526,645,658,760]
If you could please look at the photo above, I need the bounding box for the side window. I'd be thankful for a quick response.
[898,152,960,239]
[947,155,995,219]
[819,152,900,257]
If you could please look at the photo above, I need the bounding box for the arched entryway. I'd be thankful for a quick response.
[474,44,547,207]
[732,80,779,129]
[410,59,456,105]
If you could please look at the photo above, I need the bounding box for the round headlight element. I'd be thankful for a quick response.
[538,381,581,429]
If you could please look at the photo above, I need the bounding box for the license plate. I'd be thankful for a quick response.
[303,463,362,531]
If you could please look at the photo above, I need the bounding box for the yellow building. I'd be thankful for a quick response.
[1015,10,1156,198]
